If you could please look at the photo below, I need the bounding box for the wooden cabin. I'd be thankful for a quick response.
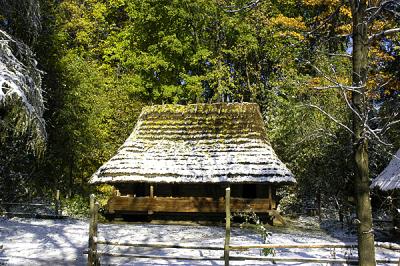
[90,103,295,221]
[370,149,400,234]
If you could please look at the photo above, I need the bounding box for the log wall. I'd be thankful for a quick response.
[107,196,274,214]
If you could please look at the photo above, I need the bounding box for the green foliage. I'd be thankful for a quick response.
[95,184,115,207]
[61,195,90,218]
[32,0,315,197]
[2,0,394,217]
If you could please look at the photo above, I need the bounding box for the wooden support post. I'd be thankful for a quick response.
[55,190,60,216]
[88,194,99,266]
[268,185,272,209]
[150,185,154,198]
[148,185,154,215]
[224,187,231,266]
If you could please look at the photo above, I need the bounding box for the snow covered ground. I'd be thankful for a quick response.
[0,216,398,265]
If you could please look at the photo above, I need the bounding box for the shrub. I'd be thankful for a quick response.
[61,195,89,218]
[233,211,275,256]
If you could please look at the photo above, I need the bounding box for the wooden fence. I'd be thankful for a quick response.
[0,190,62,218]
[87,189,400,266]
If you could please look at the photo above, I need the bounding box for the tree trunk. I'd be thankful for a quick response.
[350,0,376,265]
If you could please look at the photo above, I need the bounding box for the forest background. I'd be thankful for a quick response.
[0,0,399,219]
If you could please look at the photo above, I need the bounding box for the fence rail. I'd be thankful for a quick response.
[230,242,400,250]
[95,238,223,250]
[87,189,400,266]
[0,190,62,218]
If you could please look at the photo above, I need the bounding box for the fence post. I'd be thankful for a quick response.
[88,194,99,266]
[224,187,231,266]
[55,190,60,216]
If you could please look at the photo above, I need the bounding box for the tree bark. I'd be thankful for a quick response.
[350,0,376,265]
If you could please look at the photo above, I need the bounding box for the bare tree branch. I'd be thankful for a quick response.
[327,53,353,58]
[375,119,400,135]
[305,104,355,135]
[305,61,364,93]
[366,0,397,22]
[368,28,400,42]
[292,129,338,147]
[306,4,342,35]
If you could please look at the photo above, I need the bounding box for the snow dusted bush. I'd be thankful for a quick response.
[0,29,46,154]
[233,211,275,256]
[0,29,46,201]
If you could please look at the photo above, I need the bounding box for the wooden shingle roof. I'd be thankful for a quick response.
[90,103,295,184]
[371,149,400,191]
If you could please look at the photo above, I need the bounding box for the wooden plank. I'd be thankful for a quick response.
[95,239,223,250]
[0,212,65,219]
[224,187,231,266]
[231,241,400,250]
[228,255,400,264]
[96,252,223,261]
[107,196,272,213]
[230,242,359,250]
[0,202,53,206]
[90,252,400,264]
[94,240,400,251]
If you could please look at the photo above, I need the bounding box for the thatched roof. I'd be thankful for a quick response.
[371,149,400,191]
[90,103,295,185]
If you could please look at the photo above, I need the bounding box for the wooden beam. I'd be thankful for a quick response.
[96,252,222,261]
[230,242,360,250]
[228,255,399,264]
[95,239,223,250]
[88,252,400,264]
[107,196,272,213]
[228,241,399,250]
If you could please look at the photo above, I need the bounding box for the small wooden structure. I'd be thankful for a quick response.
[90,103,295,220]
[371,149,400,233]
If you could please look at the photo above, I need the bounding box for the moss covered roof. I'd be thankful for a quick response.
[371,149,400,191]
[90,103,295,184]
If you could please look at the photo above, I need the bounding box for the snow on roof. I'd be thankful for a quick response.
[90,103,295,185]
[371,149,400,191]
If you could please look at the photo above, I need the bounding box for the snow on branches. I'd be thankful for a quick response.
[0,29,46,154]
